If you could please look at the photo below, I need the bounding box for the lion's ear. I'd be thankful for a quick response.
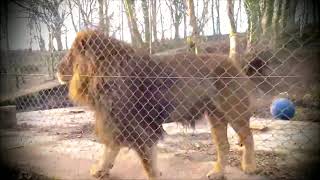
[74,38,87,56]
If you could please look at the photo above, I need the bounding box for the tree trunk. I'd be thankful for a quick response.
[227,0,237,33]
[285,0,298,33]
[68,0,78,32]
[197,0,209,35]
[211,0,215,35]
[279,0,289,30]
[170,0,181,40]
[105,0,110,35]
[48,29,54,51]
[312,0,320,31]
[160,3,164,40]
[120,0,124,40]
[235,0,242,30]
[271,0,281,47]
[34,21,45,51]
[187,0,199,54]
[151,0,158,42]
[183,11,187,38]
[2,0,10,51]
[244,0,262,48]
[98,0,105,31]
[39,36,45,51]
[261,0,274,36]
[215,0,221,34]
[141,0,150,44]
[77,0,89,27]
[174,21,180,39]
[78,1,81,29]
[54,27,63,51]
[123,0,144,47]
[227,0,240,64]
[65,32,68,49]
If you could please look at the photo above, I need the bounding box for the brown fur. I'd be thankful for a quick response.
[57,29,256,179]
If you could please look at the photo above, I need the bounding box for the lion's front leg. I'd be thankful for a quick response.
[136,144,161,180]
[207,117,229,180]
[229,113,256,174]
[90,144,120,178]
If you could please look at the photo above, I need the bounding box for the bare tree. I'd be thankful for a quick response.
[65,29,68,49]
[120,0,124,40]
[197,0,210,35]
[28,13,46,51]
[183,8,187,38]
[48,29,54,51]
[14,0,68,51]
[261,0,274,36]
[186,0,199,54]
[97,0,111,35]
[72,0,97,27]
[159,2,165,40]
[98,0,105,30]
[151,0,158,42]
[244,0,308,49]
[215,0,221,34]
[35,24,46,51]
[227,0,240,63]
[271,0,281,45]
[141,0,150,44]
[244,0,262,48]
[211,0,216,35]
[123,0,144,47]
[235,0,242,30]
[104,0,111,35]
[285,0,298,32]
[67,0,78,32]
[278,0,288,30]
[0,0,10,50]
[165,0,186,40]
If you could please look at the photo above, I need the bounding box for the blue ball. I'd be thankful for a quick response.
[270,98,295,120]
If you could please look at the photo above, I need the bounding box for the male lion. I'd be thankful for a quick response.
[56,29,256,180]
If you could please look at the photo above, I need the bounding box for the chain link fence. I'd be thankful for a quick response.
[1,3,320,180]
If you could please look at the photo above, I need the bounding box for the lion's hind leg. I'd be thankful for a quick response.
[136,144,160,180]
[206,111,230,180]
[229,113,256,174]
[90,144,120,178]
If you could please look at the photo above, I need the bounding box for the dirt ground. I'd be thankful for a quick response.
[0,107,319,180]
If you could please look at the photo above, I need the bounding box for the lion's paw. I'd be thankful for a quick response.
[241,162,257,174]
[148,176,158,180]
[206,170,225,180]
[148,171,162,180]
[206,162,225,180]
[90,164,110,179]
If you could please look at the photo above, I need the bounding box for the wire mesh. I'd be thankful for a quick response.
[0,3,319,180]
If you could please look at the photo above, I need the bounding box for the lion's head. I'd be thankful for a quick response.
[56,29,135,105]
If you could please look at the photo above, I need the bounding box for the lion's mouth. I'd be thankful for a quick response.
[56,72,70,85]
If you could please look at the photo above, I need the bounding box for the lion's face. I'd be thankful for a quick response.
[56,30,102,104]
[57,31,96,84]
[56,51,73,84]
[56,30,135,105]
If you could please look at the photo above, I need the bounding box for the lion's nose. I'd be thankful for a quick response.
[56,72,67,85]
